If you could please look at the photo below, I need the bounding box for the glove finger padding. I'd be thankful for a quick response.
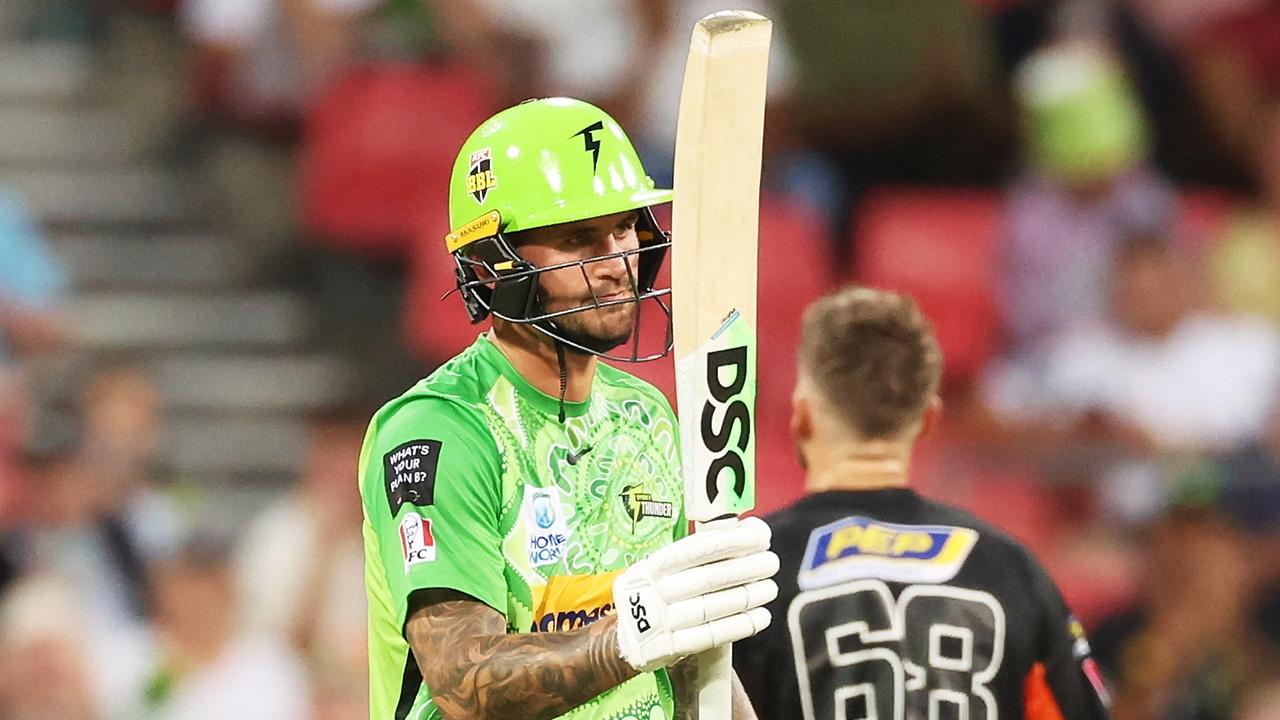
[657,550,779,603]
[644,516,772,576]
[669,606,773,657]
[613,517,779,673]
[665,578,778,629]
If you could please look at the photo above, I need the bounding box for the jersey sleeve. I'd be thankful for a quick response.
[360,396,506,628]
[1024,556,1112,720]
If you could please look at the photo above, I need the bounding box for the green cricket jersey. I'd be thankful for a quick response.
[359,334,687,720]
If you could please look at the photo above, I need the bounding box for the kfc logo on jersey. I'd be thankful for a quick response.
[522,485,572,568]
[398,513,435,570]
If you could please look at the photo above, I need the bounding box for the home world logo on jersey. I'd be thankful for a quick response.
[522,485,572,568]
[398,513,436,571]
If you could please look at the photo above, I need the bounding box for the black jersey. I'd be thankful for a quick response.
[735,488,1110,720]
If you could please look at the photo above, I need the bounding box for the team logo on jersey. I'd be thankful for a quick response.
[383,439,442,515]
[529,571,620,632]
[522,485,572,568]
[466,147,497,204]
[619,483,674,532]
[398,513,435,570]
[798,516,979,590]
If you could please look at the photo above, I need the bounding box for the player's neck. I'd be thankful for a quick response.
[489,326,596,402]
[803,441,912,493]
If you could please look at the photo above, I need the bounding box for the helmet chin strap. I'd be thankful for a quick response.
[555,339,569,424]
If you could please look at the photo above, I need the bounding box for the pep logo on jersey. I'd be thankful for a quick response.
[521,485,572,568]
[798,516,978,590]
[383,439,442,515]
[398,513,435,571]
[529,571,620,632]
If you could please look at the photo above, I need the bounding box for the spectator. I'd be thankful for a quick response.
[233,405,367,677]
[429,0,657,121]
[989,235,1280,453]
[1207,102,1280,324]
[181,0,384,132]
[13,412,151,631]
[0,573,152,720]
[0,574,100,720]
[0,186,67,513]
[1000,41,1173,353]
[78,365,185,563]
[178,0,386,254]
[145,537,311,720]
[1091,485,1280,720]
[0,186,65,362]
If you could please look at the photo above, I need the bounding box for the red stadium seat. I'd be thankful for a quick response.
[405,202,486,362]
[757,194,836,408]
[299,62,496,258]
[854,189,1001,382]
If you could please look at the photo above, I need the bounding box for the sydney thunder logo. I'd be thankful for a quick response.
[619,483,674,532]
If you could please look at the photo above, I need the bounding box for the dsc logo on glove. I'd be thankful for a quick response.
[629,593,651,634]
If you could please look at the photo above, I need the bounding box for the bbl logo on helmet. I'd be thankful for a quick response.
[467,147,497,204]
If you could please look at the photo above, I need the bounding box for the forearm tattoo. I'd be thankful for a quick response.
[406,597,639,720]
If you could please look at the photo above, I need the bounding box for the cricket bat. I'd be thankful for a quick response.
[671,9,771,717]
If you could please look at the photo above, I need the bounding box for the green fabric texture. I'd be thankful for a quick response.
[360,334,687,719]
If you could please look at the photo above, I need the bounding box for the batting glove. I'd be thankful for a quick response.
[613,516,779,673]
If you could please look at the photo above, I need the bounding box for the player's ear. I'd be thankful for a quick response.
[919,395,943,438]
[790,388,813,445]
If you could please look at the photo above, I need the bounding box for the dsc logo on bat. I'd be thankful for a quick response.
[699,345,751,505]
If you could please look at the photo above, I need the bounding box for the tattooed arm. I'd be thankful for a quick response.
[668,657,760,720]
[406,589,639,720]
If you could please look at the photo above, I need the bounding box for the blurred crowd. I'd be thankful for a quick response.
[3,1,1280,719]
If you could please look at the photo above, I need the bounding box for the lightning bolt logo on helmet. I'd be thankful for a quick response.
[574,121,605,173]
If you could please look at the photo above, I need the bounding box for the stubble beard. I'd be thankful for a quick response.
[552,301,636,354]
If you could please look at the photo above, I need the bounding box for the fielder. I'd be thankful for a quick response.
[358,98,778,720]
[734,286,1112,720]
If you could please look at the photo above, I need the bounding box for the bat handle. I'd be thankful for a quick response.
[693,515,741,716]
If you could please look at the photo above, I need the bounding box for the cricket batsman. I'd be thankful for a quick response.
[358,98,779,720]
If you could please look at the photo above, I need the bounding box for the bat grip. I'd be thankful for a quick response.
[693,515,740,716]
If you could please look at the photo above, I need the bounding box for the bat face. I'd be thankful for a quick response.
[676,312,757,520]
[671,11,771,523]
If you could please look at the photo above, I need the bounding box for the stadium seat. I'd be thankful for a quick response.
[404,203,486,361]
[853,189,1001,382]
[299,62,496,258]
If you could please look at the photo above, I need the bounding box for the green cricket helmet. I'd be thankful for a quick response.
[444,97,673,361]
